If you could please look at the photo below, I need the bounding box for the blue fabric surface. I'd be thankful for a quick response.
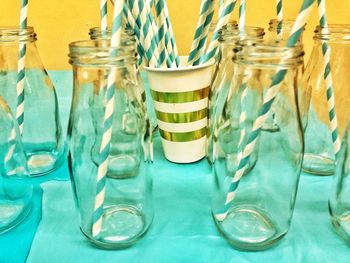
[26,140,350,262]
[0,186,42,263]
[2,71,350,262]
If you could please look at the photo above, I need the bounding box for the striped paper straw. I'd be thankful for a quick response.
[100,0,108,37]
[130,0,159,67]
[187,0,215,66]
[16,0,28,135]
[4,127,19,176]
[155,0,176,67]
[235,0,248,175]
[218,0,225,17]
[92,0,124,238]
[145,0,171,68]
[162,0,180,66]
[202,0,238,63]
[122,3,147,64]
[317,0,341,158]
[238,0,246,34]
[215,0,316,221]
[277,0,283,40]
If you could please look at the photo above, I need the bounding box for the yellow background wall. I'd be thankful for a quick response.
[0,0,349,70]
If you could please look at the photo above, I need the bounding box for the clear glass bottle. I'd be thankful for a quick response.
[211,42,304,250]
[207,26,265,167]
[0,27,65,176]
[68,39,153,249]
[303,25,350,175]
[0,96,32,234]
[329,122,350,243]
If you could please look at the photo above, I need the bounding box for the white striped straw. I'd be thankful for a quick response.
[276,0,283,40]
[317,0,341,158]
[238,0,246,34]
[130,0,159,67]
[16,0,28,135]
[202,0,238,63]
[154,0,176,67]
[188,0,216,66]
[162,0,180,66]
[100,0,108,37]
[92,0,124,238]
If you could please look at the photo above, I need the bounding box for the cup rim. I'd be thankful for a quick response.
[143,56,215,73]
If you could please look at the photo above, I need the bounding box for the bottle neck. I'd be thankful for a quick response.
[218,26,265,44]
[69,39,137,68]
[234,42,304,69]
[314,25,350,42]
[89,27,136,43]
[0,27,36,43]
[268,19,296,33]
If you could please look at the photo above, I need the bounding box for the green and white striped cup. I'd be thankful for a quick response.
[144,58,214,163]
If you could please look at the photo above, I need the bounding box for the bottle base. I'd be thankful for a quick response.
[0,198,32,234]
[330,208,350,244]
[27,147,66,177]
[82,204,151,249]
[302,153,335,176]
[213,205,287,251]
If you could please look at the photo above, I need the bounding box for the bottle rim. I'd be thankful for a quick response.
[210,21,238,31]
[68,39,137,67]
[314,24,350,41]
[234,41,304,68]
[89,26,136,41]
[218,26,265,43]
[268,19,301,30]
[0,26,36,43]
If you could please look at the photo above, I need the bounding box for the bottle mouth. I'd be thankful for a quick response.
[0,27,36,43]
[68,39,137,67]
[218,26,265,42]
[314,24,350,41]
[211,21,238,32]
[268,19,301,30]
[89,27,136,42]
[234,41,304,68]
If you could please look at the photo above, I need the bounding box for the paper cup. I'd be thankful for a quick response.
[144,58,214,163]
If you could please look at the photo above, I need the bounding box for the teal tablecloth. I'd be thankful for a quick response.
[1,71,350,262]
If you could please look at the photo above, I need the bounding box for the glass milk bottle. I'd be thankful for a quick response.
[0,27,65,176]
[68,39,153,249]
[303,25,350,175]
[211,42,304,250]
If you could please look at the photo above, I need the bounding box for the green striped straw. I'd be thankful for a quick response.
[235,0,248,169]
[155,0,176,67]
[202,0,238,63]
[187,0,215,66]
[92,0,124,238]
[191,0,216,66]
[277,0,283,40]
[238,0,246,34]
[16,0,28,135]
[218,0,225,17]
[100,0,108,37]
[145,0,172,67]
[215,0,316,221]
[129,0,159,67]
[162,0,180,66]
[317,0,341,158]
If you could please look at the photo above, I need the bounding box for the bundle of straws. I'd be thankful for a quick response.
[113,0,239,68]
